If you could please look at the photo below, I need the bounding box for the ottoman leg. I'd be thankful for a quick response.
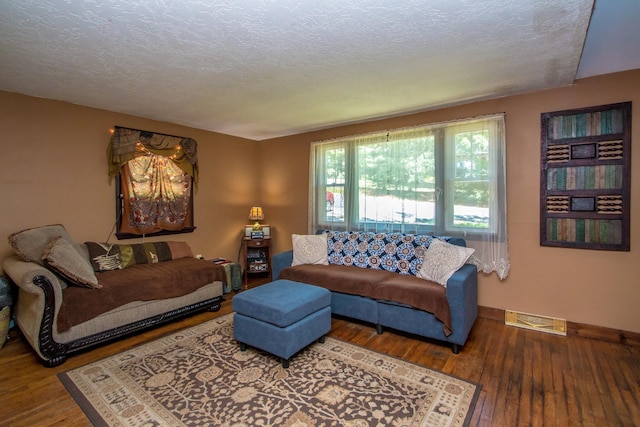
[240,342,247,351]
[282,358,290,369]
[319,336,326,343]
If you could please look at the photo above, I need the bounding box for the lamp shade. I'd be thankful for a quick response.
[248,206,264,221]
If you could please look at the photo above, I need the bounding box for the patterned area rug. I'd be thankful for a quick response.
[59,314,480,426]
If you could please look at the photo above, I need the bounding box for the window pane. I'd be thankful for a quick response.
[325,185,344,221]
[356,136,435,228]
[454,130,489,179]
[323,146,345,223]
[452,180,489,228]
[452,129,490,229]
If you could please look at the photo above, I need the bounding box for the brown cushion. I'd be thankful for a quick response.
[280,264,397,296]
[57,258,226,331]
[373,274,451,335]
[166,241,194,259]
[281,263,453,336]
[42,237,101,289]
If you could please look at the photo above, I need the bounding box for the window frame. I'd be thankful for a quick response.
[443,121,499,236]
[312,116,505,241]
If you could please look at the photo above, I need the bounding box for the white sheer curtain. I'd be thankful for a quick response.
[309,114,510,280]
[443,116,510,279]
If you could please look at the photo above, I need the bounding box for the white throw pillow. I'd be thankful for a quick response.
[417,238,475,287]
[291,234,329,266]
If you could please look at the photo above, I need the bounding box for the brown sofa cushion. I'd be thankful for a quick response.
[280,264,397,296]
[372,274,452,335]
[166,241,194,259]
[57,257,226,331]
[280,263,452,335]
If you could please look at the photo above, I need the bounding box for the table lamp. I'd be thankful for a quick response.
[248,206,264,230]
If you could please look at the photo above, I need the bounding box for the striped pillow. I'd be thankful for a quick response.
[84,241,194,272]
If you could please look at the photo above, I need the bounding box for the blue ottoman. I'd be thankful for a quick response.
[232,279,331,368]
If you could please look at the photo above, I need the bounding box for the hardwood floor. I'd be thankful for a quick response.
[1,279,638,426]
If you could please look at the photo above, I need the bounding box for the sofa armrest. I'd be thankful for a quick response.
[2,255,67,364]
[3,255,64,296]
[444,263,478,345]
[272,250,293,280]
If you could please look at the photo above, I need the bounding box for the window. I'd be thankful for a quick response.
[108,127,198,239]
[310,114,509,279]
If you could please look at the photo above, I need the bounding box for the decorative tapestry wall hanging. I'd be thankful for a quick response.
[108,126,198,239]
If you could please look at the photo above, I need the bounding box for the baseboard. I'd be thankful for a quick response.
[478,306,504,322]
[478,306,640,347]
[565,321,640,346]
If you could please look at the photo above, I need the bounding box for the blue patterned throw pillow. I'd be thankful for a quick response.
[326,231,451,276]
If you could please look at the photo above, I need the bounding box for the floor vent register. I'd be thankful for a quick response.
[505,310,567,336]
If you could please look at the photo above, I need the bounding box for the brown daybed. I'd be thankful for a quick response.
[3,224,225,367]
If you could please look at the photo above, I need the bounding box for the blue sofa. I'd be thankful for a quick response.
[272,231,478,353]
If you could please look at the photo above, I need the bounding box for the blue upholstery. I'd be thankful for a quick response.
[232,280,332,365]
[234,307,331,360]
[272,235,477,352]
[330,291,378,324]
[232,280,330,327]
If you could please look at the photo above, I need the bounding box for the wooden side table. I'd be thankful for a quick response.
[243,237,271,284]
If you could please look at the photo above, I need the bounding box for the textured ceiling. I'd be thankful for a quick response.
[0,0,603,140]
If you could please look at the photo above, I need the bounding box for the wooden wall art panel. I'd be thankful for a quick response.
[540,102,632,251]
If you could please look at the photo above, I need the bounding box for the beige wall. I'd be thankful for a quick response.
[2,70,638,333]
[0,90,259,265]
[260,69,640,333]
